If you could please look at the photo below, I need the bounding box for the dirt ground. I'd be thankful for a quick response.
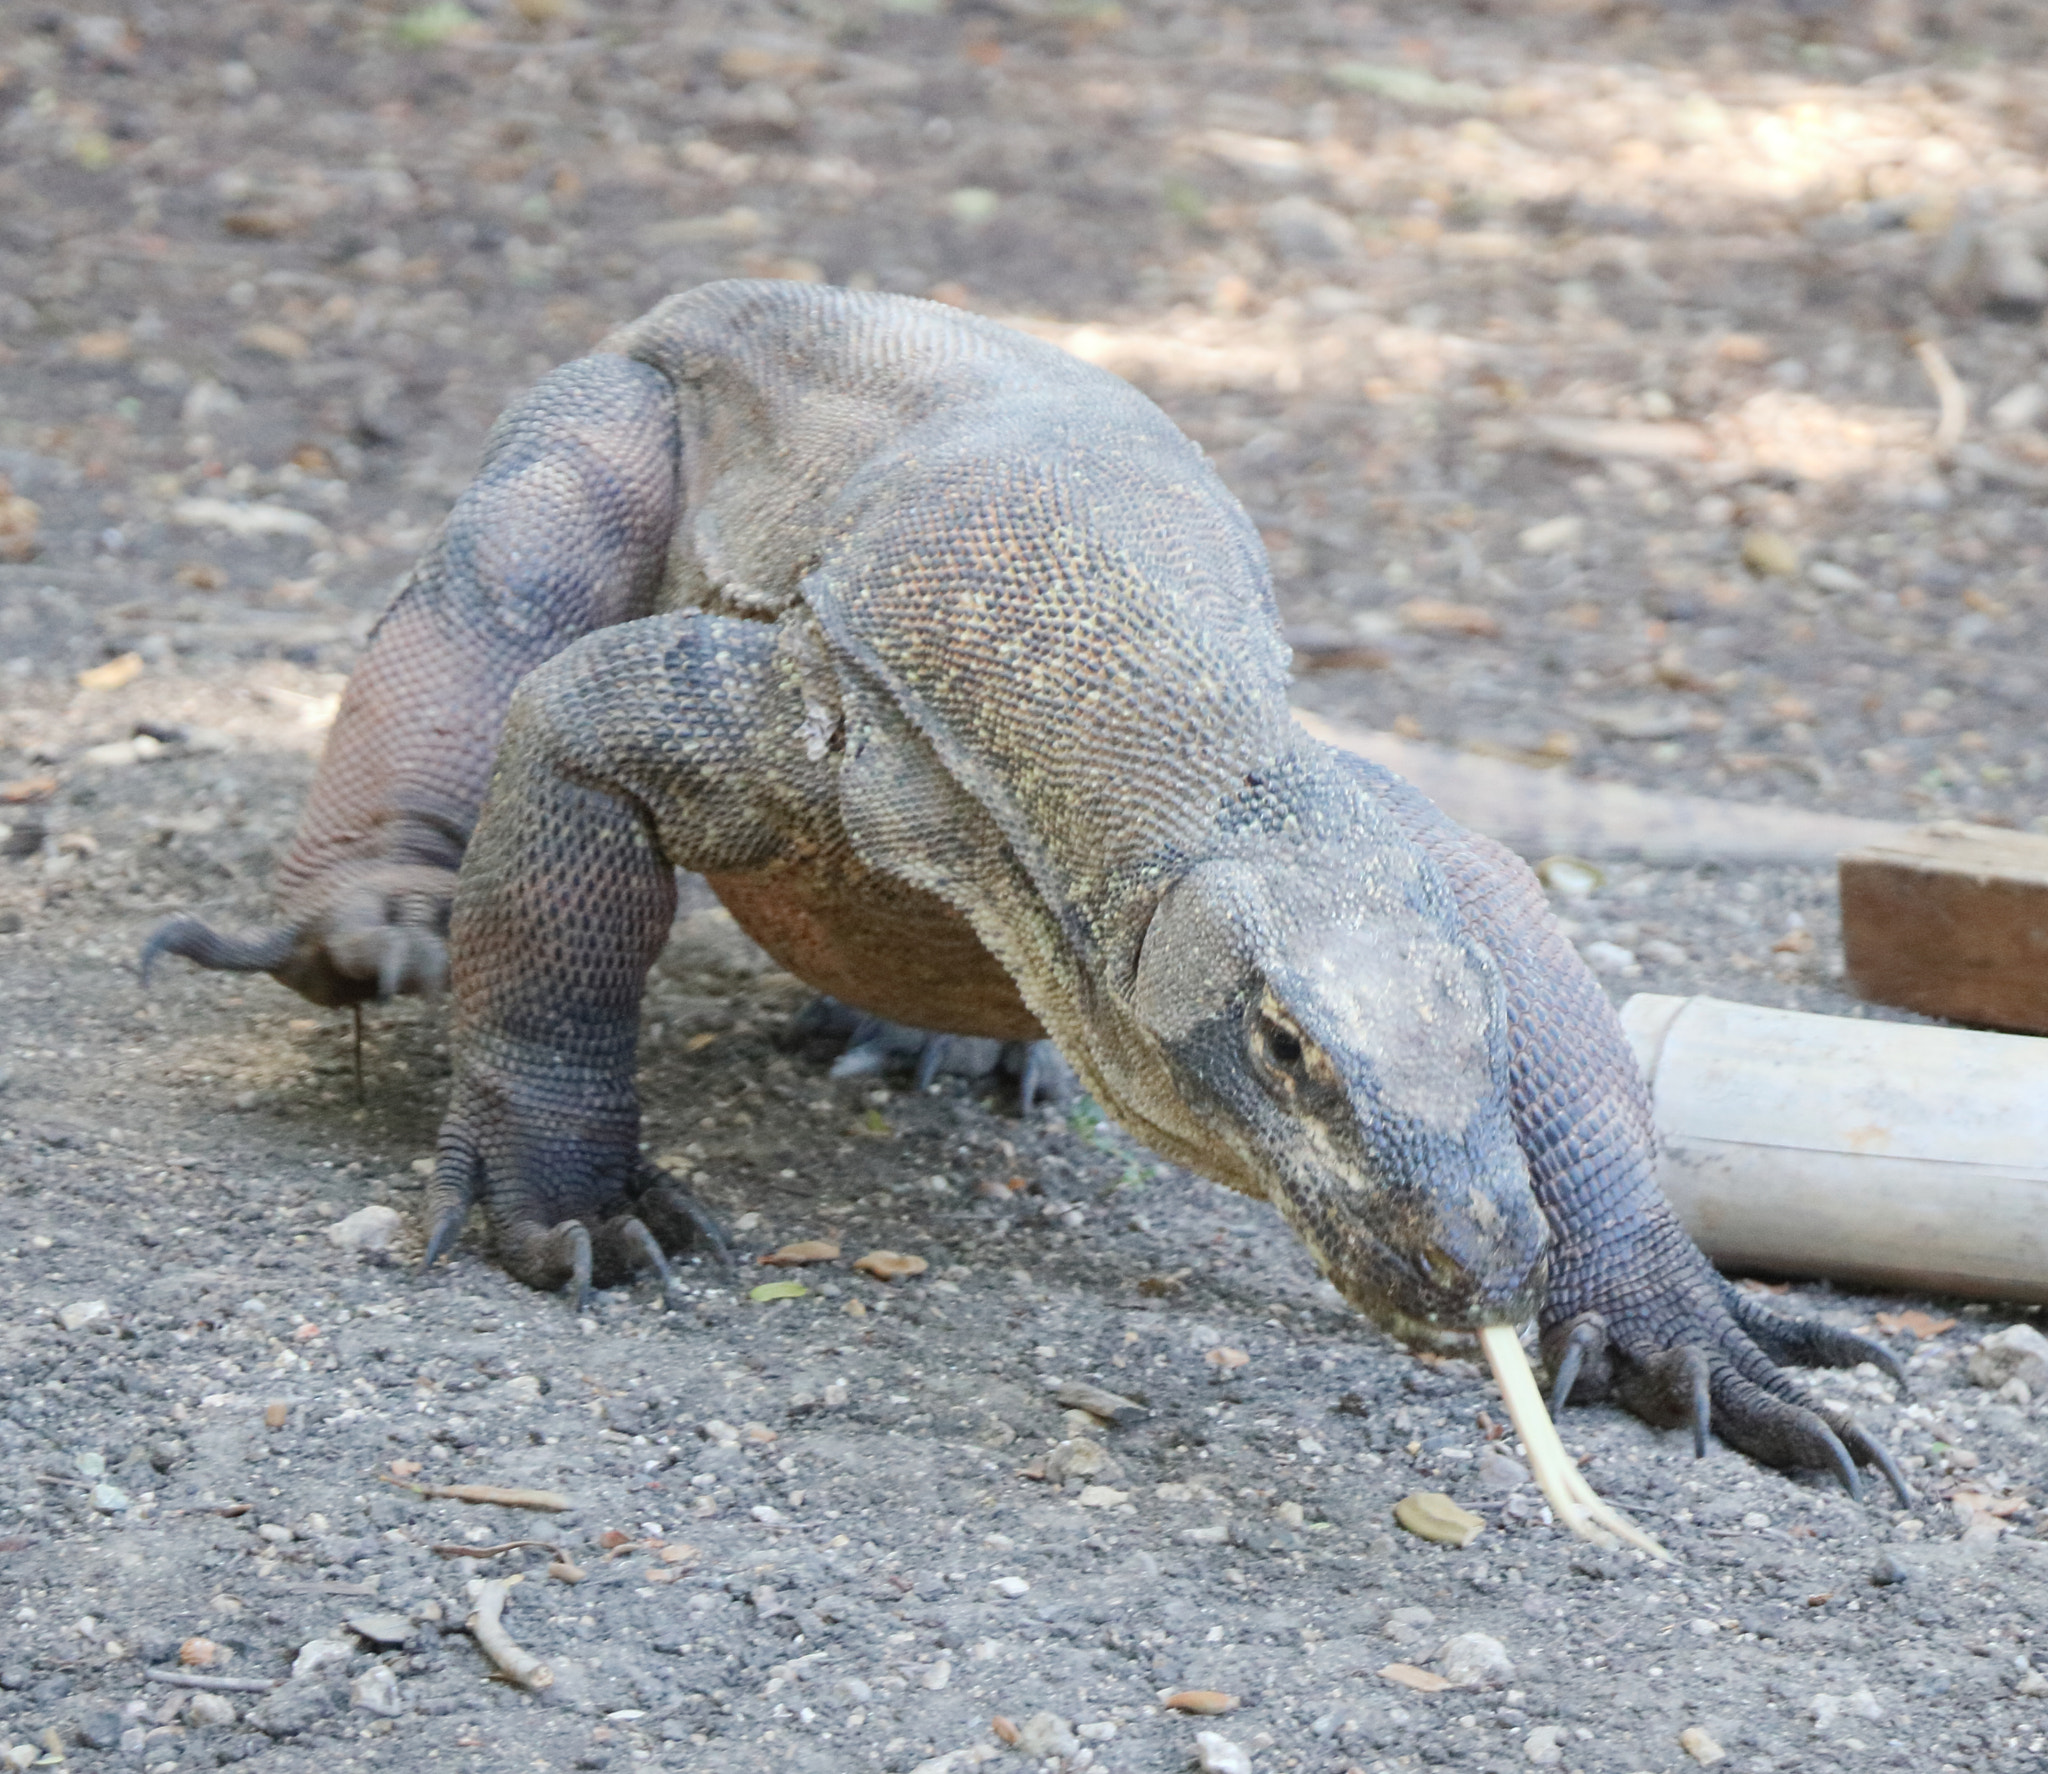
[5,2,2048,1770]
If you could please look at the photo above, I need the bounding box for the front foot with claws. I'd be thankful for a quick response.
[424,1090,729,1314]
[1543,1219,1911,1507]
[791,996,1076,1112]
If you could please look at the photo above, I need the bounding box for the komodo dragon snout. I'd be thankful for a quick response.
[1128,855,1548,1341]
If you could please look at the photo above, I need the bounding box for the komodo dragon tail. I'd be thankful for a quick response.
[139,916,296,984]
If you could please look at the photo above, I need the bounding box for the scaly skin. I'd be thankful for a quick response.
[147,282,1907,1504]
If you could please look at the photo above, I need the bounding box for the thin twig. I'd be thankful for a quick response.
[144,1669,281,1694]
[1914,337,1969,458]
[428,1539,560,1559]
[382,1477,571,1511]
[465,1575,552,1690]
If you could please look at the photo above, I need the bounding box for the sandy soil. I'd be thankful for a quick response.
[3,2,2048,1771]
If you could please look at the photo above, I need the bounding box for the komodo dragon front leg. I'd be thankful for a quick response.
[142,354,680,1005]
[421,611,827,1307]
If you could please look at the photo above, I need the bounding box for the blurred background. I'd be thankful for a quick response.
[2,0,2045,869]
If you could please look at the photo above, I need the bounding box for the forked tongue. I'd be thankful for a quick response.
[1477,1324,1671,1563]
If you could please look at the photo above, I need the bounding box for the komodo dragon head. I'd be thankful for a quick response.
[1124,847,1547,1346]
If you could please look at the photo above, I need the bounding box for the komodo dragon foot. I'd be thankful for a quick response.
[141,862,458,1008]
[790,996,1077,1112]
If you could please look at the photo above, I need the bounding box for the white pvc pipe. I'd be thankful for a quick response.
[1620,993,2048,1303]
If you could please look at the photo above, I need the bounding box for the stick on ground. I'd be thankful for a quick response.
[1478,1325,1671,1562]
[384,1478,571,1511]
[465,1574,553,1690]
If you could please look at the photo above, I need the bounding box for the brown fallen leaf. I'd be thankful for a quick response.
[853,1250,928,1281]
[179,1638,221,1667]
[1203,1346,1250,1370]
[684,1030,718,1051]
[760,1240,841,1266]
[1163,1690,1238,1715]
[1379,1662,1455,1694]
[263,1401,289,1430]
[548,1560,585,1583]
[0,776,55,805]
[657,1542,699,1565]
[991,1716,1021,1746]
[77,652,144,692]
[1394,1490,1485,1548]
[1873,1310,1956,1340]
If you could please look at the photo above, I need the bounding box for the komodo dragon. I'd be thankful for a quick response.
[146,280,1906,1505]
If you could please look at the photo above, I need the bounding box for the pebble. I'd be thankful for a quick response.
[989,1577,1029,1598]
[1525,1724,1569,1765]
[325,1205,402,1254]
[89,1483,129,1513]
[1382,1605,1436,1643]
[292,1638,353,1680]
[187,1692,237,1728]
[1436,1632,1515,1688]
[1077,1484,1127,1508]
[1518,514,1584,554]
[1016,1712,1079,1758]
[502,1374,543,1404]
[1969,1324,2048,1393]
[1044,1438,1120,1483]
[1740,530,1801,577]
[1195,1731,1253,1774]
[1054,1380,1147,1424]
[1476,1448,1529,1489]
[56,1300,109,1332]
[2017,1667,2048,1697]
[345,1613,414,1647]
[1868,1551,1913,1586]
[349,1665,402,1717]
[1678,1725,1726,1765]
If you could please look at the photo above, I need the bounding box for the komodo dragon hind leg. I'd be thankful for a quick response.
[800,994,1076,1110]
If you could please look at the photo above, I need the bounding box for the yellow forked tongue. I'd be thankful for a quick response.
[1477,1324,1671,1563]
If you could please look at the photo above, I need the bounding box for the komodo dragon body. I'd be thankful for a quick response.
[148,281,1904,1500]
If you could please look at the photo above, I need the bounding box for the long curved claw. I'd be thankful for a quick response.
[139,916,295,986]
[1682,1347,1712,1460]
[1843,1420,1913,1508]
[638,1170,731,1268]
[1725,1287,1907,1389]
[914,1035,951,1093]
[617,1216,688,1310]
[1549,1317,1605,1416]
[422,1203,468,1271]
[1013,1038,1075,1111]
[1817,1419,1861,1502]
[563,1222,594,1315]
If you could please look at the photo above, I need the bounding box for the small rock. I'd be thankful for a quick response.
[178,1638,220,1667]
[1740,530,1801,578]
[257,1523,294,1545]
[989,1577,1029,1599]
[345,1613,415,1648]
[1581,940,1638,977]
[1969,1324,2048,1393]
[1678,1725,1726,1765]
[326,1205,403,1254]
[186,1692,237,1728]
[1436,1631,1514,1688]
[1044,1438,1122,1484]
[2,1748,35,1772]
[1518,514,1584,555]
[1077,1485,1127,1508]
[56,1300,109,1332]
[1869,1552,1913,1587]
[1382,1605,1436,1643]
[1016,1712,1079,1758]
[1054,1380,1147,1425]
[1806,560,1868,594]
[1525,1724,1569,1766]
[1195,1730,1253,1774]
[248,1680,339,1738]
[502,1374,543,1403]
[349,1664,402,1718]
[292,1638,353,1680]
[69,1706,124,1749]
[2017,1667,2048,1698]
[1536,856,1603,900]
[1394,1491,1484,1547]
[89,1483,129,1512]
[1261,194,1357,264]
[1476,1448,1529,1489]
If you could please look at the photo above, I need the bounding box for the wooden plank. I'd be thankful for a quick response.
[1839,821,2048,1033]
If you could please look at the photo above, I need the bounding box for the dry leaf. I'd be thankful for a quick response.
[77,652,143,692]
[179,1637,220,1667]
[992,1717,1020,1746]
[853,1250,928,1281]
[1394,1490,1485,1547]
[750,1279,810,1302]
[263,1401,289,1429]
[1203,1346,1250,1370]
[0,776,56,804]
[1379,1662,1455,1693]
[1163,1690,1238,1715]
[1873,1310,1956,1340]
[547,1560,585,1584]
[759,1240,841,1266]
[657,1542,698,1564]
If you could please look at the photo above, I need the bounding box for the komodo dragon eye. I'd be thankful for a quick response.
[1249,992,1320,1088]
